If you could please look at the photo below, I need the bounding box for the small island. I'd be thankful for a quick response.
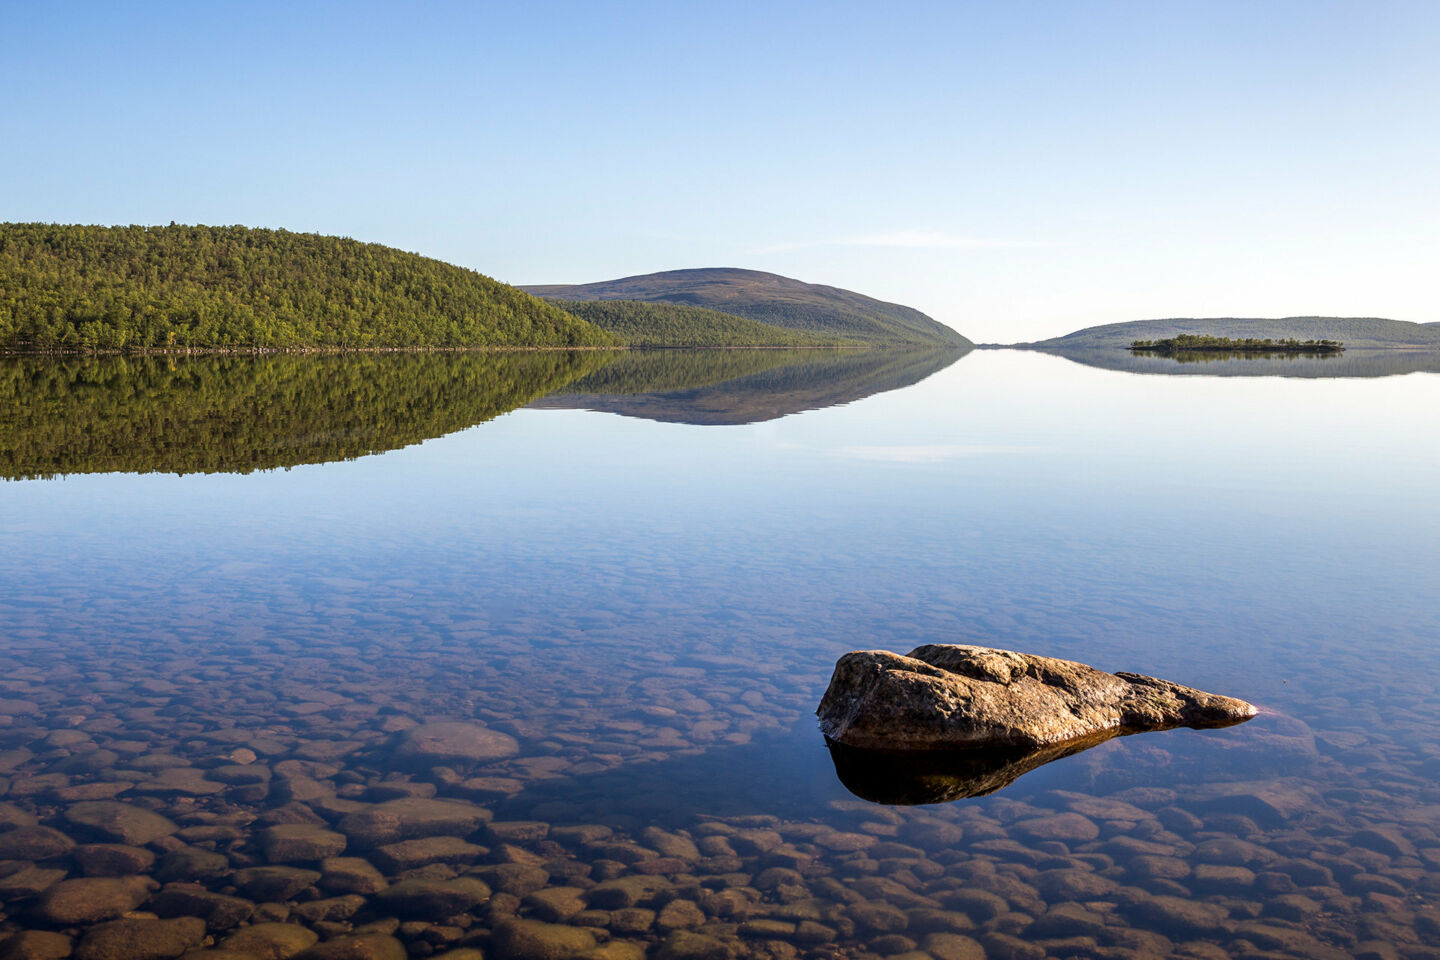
[1130,334,1344,356]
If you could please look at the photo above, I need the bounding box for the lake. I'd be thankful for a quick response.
[2,347,1438,960]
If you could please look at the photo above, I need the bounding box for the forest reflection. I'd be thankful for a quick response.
[0,347,967,479]
[0,351,609,479]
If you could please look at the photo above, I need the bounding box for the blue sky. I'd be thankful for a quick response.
[4,1,1437,341]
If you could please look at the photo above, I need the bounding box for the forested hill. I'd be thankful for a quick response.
[554,299,855,347]
[0,223,614,351]
[524,268,970,347]
[1019,317,1440,351]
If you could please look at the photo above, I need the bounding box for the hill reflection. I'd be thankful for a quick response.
[1,347,967,479]
[530,347,970,424]
[0,351,610,479]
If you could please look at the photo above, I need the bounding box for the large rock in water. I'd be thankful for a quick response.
[817,644,1256,751]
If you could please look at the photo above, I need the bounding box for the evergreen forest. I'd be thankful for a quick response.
[1129,335,1345,355]
[554,299,855,348]
[0,224,615,351]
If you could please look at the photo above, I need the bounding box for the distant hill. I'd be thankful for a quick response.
[554,299,854,348]
[524,268,970,347]
[0,223,614,351]
[1018,317,1440,351]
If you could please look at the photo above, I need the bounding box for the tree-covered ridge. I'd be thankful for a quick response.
[554,299,856,347]
[0,223,615,351]
[525,268,972,347]
[1130,334,1344,355]
[0,351,611,479]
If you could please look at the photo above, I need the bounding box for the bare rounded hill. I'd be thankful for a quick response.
[524,267,971,347]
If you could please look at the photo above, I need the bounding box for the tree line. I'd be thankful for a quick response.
[1130,334,1344,355]
[554,299,855,348]
[0,223,615,351]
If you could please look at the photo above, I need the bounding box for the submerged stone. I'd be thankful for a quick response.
[817,644,1256,751]
[374,877,491,919]
[392,722,520,770]
[64,803,178,846]
[220,924,319,960]
[74,844,158,877]
[0,826,75,861]
[336,798,491,847]
[294,936,406,960]
[35,876,153,925]
[74,919,205,960]
[260,825,347,863]
[0,931,73,960]
[489,919,596,960]
[147,885,255,931]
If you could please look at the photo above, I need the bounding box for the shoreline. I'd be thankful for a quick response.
[0,343,892,358]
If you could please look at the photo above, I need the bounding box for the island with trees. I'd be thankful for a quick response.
[1129,334,1345,357]
[1013,316,1437,352]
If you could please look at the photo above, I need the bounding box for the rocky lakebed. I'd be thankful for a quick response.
[1,623,1439,960]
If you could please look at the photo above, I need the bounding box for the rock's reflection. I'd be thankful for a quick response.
[826,729,1129,804]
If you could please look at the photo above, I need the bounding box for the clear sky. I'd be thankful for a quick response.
[4,1,1437,342]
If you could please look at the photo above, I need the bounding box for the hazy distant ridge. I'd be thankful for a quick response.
[1019,317,1440,351]
[525,268,971,347]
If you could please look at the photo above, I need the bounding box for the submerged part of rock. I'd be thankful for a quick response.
[817,643,1257,752]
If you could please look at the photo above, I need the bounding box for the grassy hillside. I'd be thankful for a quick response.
[555,299,855,347]
[0,351,610,478]
[525,268,970,347]
[1020,317,1440,351]
[0,223,614,351]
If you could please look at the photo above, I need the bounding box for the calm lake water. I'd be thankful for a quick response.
[1,347,1438,960]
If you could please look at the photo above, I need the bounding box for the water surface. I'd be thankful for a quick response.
[1,348,1437,960]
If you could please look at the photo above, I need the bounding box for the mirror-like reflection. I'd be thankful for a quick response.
[827,731,1128,804]
[529,346,970,424]
[1131,348,1342,364]
[1018,346,1440,377]
[0,348,970,478]
[0,352,612,479]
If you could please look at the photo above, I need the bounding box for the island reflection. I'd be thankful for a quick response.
[1026,346,1440,378]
